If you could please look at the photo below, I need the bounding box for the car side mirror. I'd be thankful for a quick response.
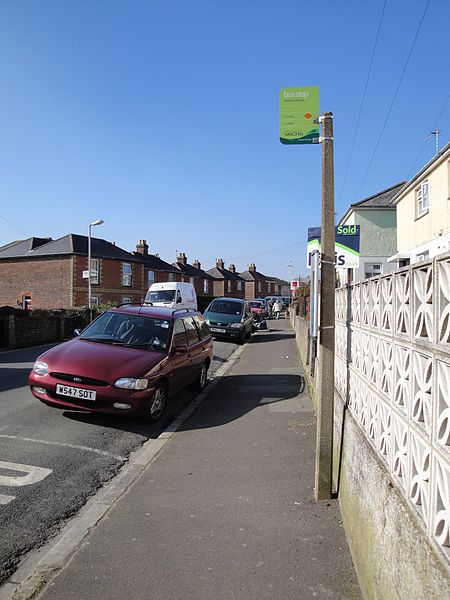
[74,329,81,337]
[177,296,182,303]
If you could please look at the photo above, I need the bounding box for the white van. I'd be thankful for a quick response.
[144,282,197,310]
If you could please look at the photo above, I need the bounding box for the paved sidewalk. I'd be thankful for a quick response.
[37,319,361,600]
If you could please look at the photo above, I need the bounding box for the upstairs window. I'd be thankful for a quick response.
[148,270,155,286]
[90,259,99,284]
[204,279,209,294]
[122,263,132,287]
[258,281,262,293]
[416,180,429,218]
[227,280,232,293]
[168,272,175,282]
[268,282,271,293]
[237,281,243,291]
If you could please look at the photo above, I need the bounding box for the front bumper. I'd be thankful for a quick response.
[29,372,155,416]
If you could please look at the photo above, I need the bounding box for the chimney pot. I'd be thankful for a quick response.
[136,240,148,256]
[216,258,224,269]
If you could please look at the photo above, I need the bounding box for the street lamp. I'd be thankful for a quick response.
[88,219,104,311]
[287,261,294,305]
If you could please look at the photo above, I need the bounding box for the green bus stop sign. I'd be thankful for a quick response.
[279,86,319,144]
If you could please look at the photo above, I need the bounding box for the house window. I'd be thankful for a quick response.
[364,263,382,279]
[258,282,262,293]
[416,180,429,218]
[204,279,209,294]
[237,281,243,291]
[268,282,271,293]
[227,280,232,293]
[91,297,99,307]
[190,277,194,285]
[148,271,155,286]
[90,259,99,284]
[168,272,175,282]
[122,263,132,287]
[122,297,131,304]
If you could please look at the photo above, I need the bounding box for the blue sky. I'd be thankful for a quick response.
[0,0,448,280]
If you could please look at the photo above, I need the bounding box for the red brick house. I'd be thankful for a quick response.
[238,263,274,300]
[172,252,215,311]
[206,259,245,299]
[0,234,146,309]
[131,240,181,292]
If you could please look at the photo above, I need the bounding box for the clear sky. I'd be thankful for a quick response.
[0,0,449,280]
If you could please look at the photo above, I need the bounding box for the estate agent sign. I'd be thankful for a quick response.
[307,225,360,268]
[279,86,319,144]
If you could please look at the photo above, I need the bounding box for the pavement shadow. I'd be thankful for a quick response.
[181,372,305,431]
[250,331,295,343]
[0,367,33,392]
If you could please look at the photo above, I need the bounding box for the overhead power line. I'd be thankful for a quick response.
[407,91,450,178]
[353,0,431,202]
[336,0,387,215]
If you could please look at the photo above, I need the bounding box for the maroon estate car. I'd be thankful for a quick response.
[29,305,213,422]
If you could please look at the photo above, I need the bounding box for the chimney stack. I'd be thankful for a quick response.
[177,251,187,265]
[216,258,224,269]
[249,263,256,272]
[228,264,236,273]
[193,259,201,270]
[136,240,148,256]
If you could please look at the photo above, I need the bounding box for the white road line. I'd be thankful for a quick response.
[0,494,16,505]
[0,461,52,487]
[0,435,127,462]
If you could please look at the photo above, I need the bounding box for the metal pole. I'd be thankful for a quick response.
[88,224,92,311]
[315,112,335,501]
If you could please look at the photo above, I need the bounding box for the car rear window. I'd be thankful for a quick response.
[183,317,201,346]
[194,315,211,339]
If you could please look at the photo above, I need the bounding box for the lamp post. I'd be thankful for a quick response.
[88,219,104,312]
[287,261,294,304]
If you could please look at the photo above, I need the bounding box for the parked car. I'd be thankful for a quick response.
[29,305,213,422]
[203,297,253,344]
[249,300,266,321]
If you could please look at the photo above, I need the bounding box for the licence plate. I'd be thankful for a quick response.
[210,327,226,334]
[56,384,96,401]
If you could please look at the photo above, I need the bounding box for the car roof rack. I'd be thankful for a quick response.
[115,302,153,308]
[172,308,197,316]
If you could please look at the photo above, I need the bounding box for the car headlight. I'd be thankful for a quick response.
[32,361,49,376]
[230,322,244,329]
[114,378,148,390]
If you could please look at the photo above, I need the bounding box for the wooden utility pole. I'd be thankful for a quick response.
[315,112,335,501]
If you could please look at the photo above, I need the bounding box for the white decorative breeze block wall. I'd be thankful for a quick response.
[335,254,450,563]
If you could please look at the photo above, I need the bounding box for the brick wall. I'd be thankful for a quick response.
[0,258,73,309]
[73,257,145,306]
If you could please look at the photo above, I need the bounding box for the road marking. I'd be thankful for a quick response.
[0,493,16,505]
[0,461,52,487]
[0,435,127,462]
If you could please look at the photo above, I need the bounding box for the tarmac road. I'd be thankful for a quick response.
[0,339,238,584]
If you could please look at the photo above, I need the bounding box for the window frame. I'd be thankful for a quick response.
[90,258,99,285]
[416,180,429,218]
[122,263,132,287]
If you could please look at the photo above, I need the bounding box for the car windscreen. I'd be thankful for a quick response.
[249,302,263,308]
[79,312,170,350]
[146,290,176,303]
[207,301,243,316]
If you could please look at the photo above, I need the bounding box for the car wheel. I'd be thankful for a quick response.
[193,362,208,392]
[145,384,167,423]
